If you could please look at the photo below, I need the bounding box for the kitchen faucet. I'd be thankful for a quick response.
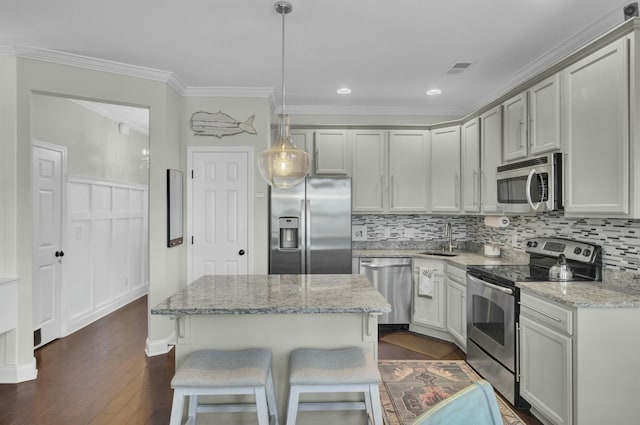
[443,222,457,253]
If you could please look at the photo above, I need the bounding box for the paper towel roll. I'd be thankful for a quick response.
[484,216,510,228]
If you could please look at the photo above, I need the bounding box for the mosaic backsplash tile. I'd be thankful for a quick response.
[353,212,640,276]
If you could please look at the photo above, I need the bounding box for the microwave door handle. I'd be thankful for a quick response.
[526,168,542,211]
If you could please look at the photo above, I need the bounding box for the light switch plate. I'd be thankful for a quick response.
[352,225,367,241]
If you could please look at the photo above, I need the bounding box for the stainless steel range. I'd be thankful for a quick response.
[466,237,602,407]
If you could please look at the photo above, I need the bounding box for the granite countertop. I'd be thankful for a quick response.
[352,249,527,268]
[151,274,392,316]
[518,280,640,308]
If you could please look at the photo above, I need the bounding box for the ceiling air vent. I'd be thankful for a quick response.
[447,62,472,74]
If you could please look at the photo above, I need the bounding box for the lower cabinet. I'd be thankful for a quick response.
[410,258,447,338]
[445,265,466,351]
[519,308,572,425]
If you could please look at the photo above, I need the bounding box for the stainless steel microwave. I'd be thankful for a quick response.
[496,153,562,214]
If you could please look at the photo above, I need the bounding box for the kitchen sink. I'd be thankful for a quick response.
[417,250,459,257]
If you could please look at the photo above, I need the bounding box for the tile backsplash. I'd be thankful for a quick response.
[353,212,640,274]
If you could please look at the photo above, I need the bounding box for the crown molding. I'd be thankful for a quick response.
[182,86,276,105]
[466,7,625,114]
[285,104,466,117]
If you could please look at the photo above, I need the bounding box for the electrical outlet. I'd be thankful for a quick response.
[352,225,367,241]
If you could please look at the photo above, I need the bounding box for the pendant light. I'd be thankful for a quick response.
[258,1,310,188]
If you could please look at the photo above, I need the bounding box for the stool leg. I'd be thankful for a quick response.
[368,384,383,425]
[255,386,270,425]
[187,394,198,423]
[169,388,185,425]
[285,385,300,425]
[266,369,279,425]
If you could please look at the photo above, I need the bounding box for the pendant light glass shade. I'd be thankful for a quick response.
[258,113,310,188]
[259,1,310,188]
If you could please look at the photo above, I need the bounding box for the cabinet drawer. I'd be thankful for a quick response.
[520,292,573,335]
[446,264,466,283]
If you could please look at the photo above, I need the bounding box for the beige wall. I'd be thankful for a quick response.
[0,57,182,375]
[31,95,149,185]
[182,97,272,274]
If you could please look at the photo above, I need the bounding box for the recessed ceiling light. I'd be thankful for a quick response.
[426,89,442,96]
[337,87,352,94]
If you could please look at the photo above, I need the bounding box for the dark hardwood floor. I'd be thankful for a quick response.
[0,297,541,424]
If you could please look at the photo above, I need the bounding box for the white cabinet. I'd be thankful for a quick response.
[389,130,430,212]
[461,119,480,213]
[410,258,446,332]
[502,92,528,162]
[313,130,350,175]
[480,106,502,213]
[445,265,466,351]
[519,293,573,425]
[529,74,561,154]
[562,37,629,215]
[430,126,461,213]
[351,130,387,212]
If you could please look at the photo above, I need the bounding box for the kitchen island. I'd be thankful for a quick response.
[152,274,391,425]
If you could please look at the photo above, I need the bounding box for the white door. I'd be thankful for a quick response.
[33,142,65,347]
[190,149,250,282]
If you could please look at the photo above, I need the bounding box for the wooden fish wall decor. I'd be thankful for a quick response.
[190,110,258,138]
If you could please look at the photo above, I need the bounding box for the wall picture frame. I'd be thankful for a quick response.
[167,169,183,247]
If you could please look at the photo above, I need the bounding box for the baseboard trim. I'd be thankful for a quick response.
[63,287,148,337]
[145,332,176,357]
[0,357,38,383]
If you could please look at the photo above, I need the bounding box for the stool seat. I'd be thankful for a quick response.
[172,348,272,387]
[286,347,383,425]
[170,348,278,425]
[289,347,381,385]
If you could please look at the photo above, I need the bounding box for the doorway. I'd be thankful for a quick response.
[31,94,150,346]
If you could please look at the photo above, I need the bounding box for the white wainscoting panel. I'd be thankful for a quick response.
[64,176,148,336]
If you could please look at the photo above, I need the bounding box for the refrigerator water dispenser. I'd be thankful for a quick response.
[279,217,299,249]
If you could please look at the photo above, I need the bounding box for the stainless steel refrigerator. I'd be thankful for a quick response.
[269,176,352,274]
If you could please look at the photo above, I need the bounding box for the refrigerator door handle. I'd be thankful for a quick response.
[300,199,306,273]
[305,200,311,273]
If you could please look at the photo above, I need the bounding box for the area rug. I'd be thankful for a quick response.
[379,360,525,425]
[379,332,458,359]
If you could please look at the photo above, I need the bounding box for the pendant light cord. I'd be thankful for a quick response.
[281,7,286,115]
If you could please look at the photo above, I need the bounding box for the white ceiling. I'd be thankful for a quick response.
[0,0,632,117]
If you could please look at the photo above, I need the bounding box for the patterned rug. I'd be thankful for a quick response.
[379,360,525,425]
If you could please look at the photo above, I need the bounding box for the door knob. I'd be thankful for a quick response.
[238,249,245,256]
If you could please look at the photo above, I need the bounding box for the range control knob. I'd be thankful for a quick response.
[583,249,591,257]
[573,247,582,255]
[527,241,533,247]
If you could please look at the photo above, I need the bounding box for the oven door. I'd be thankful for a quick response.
[466,273,516,372]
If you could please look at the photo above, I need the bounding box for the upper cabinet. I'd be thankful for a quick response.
[480,106,502,214]
[389,130,430,213]
[313,130,350,175]
[502,92,528,162]
[503,73,561,163]
[461,119,481,213]
[562,37,629,216]
[529,74,561,155]
[351,130,387,212]
[431,126,461,213]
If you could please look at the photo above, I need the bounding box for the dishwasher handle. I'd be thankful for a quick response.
[360,263,411,269]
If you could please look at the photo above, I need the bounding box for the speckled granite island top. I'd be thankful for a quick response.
[151,274,392,315]
[352,249,527,267]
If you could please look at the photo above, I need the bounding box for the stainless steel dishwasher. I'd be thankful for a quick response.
[359,257,411,325]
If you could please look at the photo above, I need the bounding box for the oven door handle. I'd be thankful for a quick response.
[471,276,514,295]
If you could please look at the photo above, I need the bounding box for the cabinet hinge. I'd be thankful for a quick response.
[191,170,194,179]
[191,236,194,245]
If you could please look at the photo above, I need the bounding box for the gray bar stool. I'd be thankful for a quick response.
[285,347,383,425]
[169,348,279,425]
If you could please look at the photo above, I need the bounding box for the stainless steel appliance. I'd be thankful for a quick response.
[359,257,411,325]
[269,176,352,274]
[466,237,601,407]
[496,152,562,214]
